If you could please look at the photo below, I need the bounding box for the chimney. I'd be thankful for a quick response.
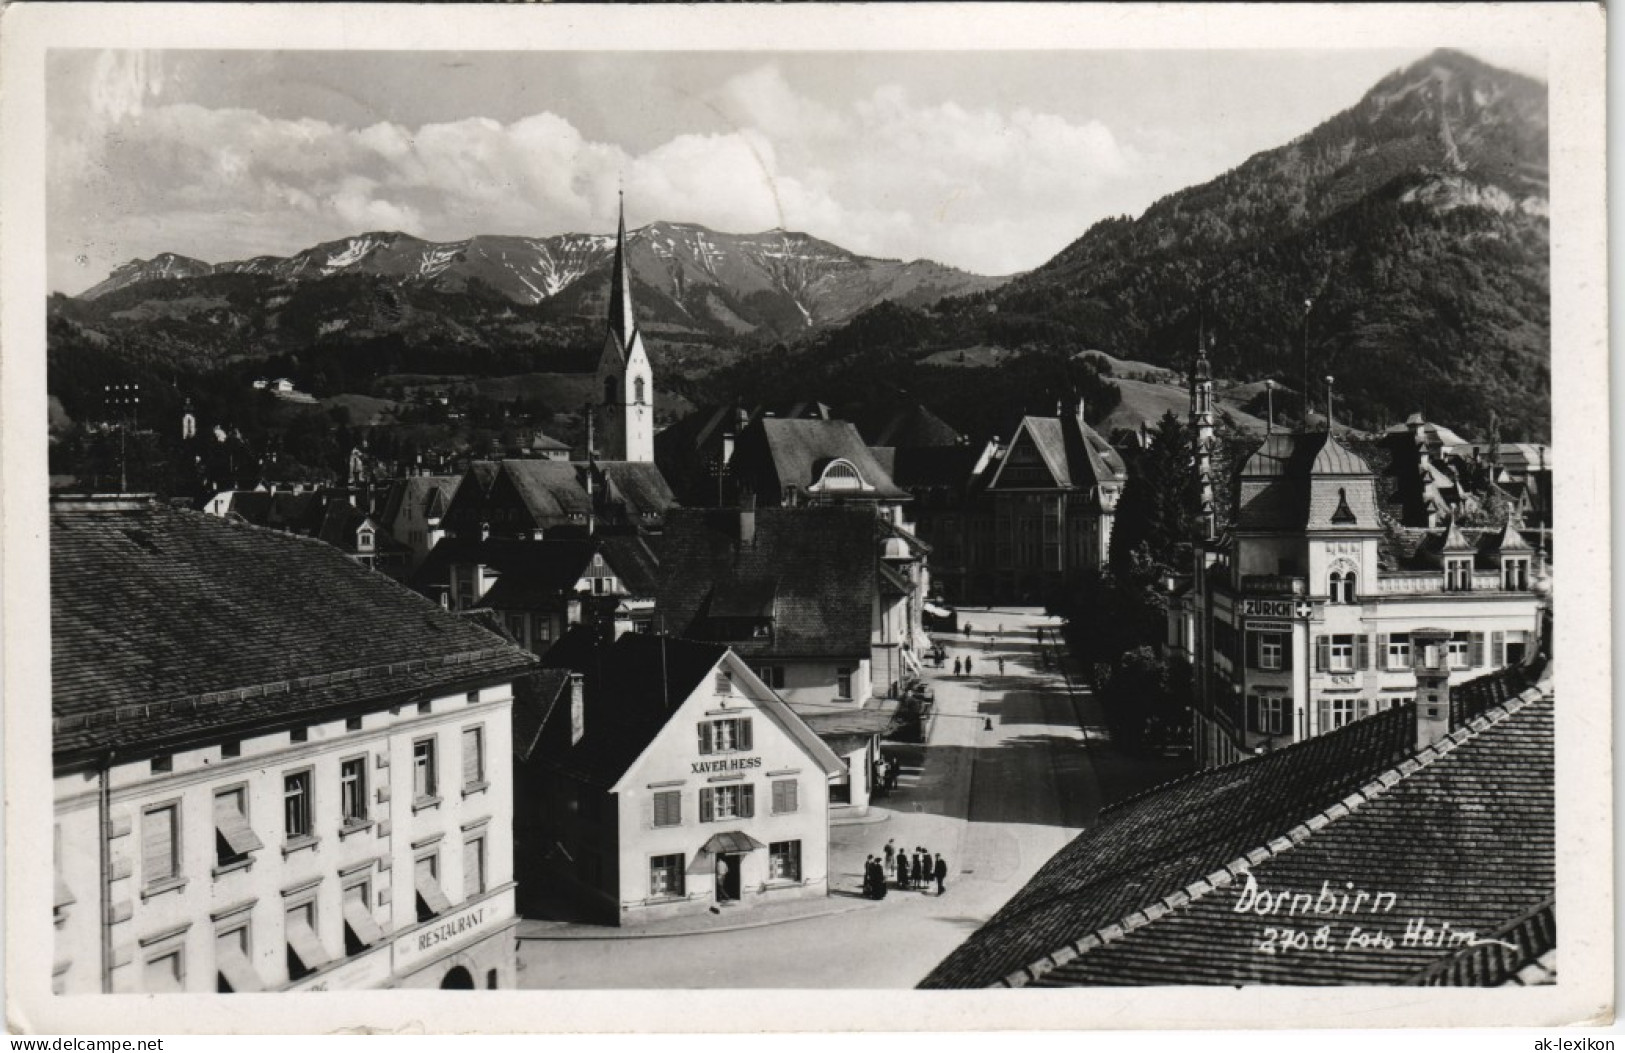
[739,488,757,546]
[1075,396,1088,428]
[569,673,586,747]
[1409,628,1453,749]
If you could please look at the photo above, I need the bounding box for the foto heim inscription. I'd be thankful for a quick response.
[1231,872,1520,955]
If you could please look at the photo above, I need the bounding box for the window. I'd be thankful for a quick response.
[633,376,646,404]
[346,716,363,731]
[1446,557,1473,592]
[836,667,854,698]
[464,834,487,898]
[714,671,733,695]
[413,738,438,801]
[415,851,452,922]
[290,726,308,743]
[285,900,329,981]
[1259,634,1284,671]
[216,923,262,993]
[755,665,786,690]
[1328,571,1356,604]
[462,726,486,790]
[1259,697,1286,735]
[342,880,384,956]
[769,840,802,882]
[1385,633,1413,670]
[1503,630,1529,667]
[1328,698,1356,730]
[697,718,753,755]
[340,758,368,825]
[143,803,180,887]
[652,790,682,828]
[283,771,312,840]
[1503,558,1530,590]
[1448,637,1472,669]
[151,755,173,774]
[699,784,755,822]
[214,786,263,868]
[144,949,185,993]
[771,779,799,815]
[221,740,241,759]
[650,854,685,898]
[1329,635,1355,672]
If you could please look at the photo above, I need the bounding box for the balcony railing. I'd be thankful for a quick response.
[1240,574,1307,596]
[1377,570,1525,595]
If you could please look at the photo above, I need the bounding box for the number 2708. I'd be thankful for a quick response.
[1256,925,1333,954]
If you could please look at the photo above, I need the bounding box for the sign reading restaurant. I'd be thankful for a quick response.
[391,889,511,974]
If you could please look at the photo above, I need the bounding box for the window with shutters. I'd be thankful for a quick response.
[215,922,262,993]
[144,948,185,993]
[1328,635,1355,672]
[771,779,799,815]
[1258,634,1284,671]
[700,784,754,822]
[1385,633,1412,670]
[285,899,328,981]
[715,671,733,695]
[341,879,383,957]
[1328,698,1356,730]
[836,667,854,698]
[652,790,682,828]
[1504,630,1529,667]
[464,834,487,898]
[143,802,181,890]
[413,737,439,803]
[769,840,802,882]
[1259,697,1286,735]
[415,850,452,922]
[698,718,753,755]
[282,771,315,845]
[339,757,368,826]
[650,854,685,898]
[213,785,263,869]
[462,726,486,791]
[1448,633,1475,669]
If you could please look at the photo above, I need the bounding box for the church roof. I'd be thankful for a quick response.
[606,195,638,353]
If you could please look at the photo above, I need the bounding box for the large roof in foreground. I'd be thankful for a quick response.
[922,670,1553,988]
[52,497,536,764]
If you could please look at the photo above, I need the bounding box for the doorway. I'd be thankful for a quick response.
[714,852,742,902]
[440,966,475,989]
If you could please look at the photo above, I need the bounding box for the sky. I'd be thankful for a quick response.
[46,47,1544,295]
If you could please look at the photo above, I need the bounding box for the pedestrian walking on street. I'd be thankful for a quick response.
[897,850,911,890]
[914,848,929,890]
[934,853,949,895]
[884,840,896,869]
[953,656,962,677]
[872,858,888,900]
[965,656,974,676]
[997,657,1005,675]
[963,623,972,638]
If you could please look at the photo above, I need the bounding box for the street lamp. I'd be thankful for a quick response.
[1325,375,1335,433]
[1264,379,1276,435]
[1300,299,1313,425]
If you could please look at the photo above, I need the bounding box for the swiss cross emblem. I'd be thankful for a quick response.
[1295,601,1313,619]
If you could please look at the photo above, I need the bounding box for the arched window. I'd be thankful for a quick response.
[1329,571,1351,604]
[1342,571,1357,603]
[633,376,646,404]
[603,376,617,406]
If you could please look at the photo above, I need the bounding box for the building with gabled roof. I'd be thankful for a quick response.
[727,416,909,511]
[922,664,1554,988]
[1177,418,1546,769]
[513,634,843,925]
[51,495,538,993]
[377,473,462,570]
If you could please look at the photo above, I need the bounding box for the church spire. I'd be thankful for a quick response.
[1190,320,1217,543]
[607,190,636,349]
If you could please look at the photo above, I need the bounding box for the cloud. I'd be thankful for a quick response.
[50,61,1151,290]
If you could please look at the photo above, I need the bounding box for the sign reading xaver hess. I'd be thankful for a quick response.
[692,756,761,775]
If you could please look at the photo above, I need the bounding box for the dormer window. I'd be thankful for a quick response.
[1502,557,1530,590]
[357,530,374,552]
[1445,557,1473,592]
[811,459,870,494]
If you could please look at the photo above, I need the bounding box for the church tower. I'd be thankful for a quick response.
[1190,327,1217,542]
[593,193,655,463]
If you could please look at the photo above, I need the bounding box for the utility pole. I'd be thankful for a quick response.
[1265,379,1276,436]
[1300,299,1314,426]
[103,383,140,493]
[1325,375,1336,433]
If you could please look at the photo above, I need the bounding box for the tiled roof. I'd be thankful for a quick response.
[918,706,1417,988]
[890,446,982,491]
[868,404,965,449]
[594,461,678,520]
[656,507,877,658]
[1235,433,1381,533]
[1027,691,1553,987]
[512,669,574,763]
[51,498,536,765]
[377,475,461,534]
[733,418,907,502]
[598,534,661,594]
[988,415,1126,494]
[502,460,595,524]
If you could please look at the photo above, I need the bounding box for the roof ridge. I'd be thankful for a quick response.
[999,683,1550,988]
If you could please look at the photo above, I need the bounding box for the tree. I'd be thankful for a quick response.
[1108,409,1199,585]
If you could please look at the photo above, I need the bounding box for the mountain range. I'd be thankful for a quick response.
[76,223,1005,339]
[51,48,1550,443]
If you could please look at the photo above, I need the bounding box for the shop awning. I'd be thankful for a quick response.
[699,831,765,856]
[343,895,386,948]
[416,870,454,917]
[285,912,332,973]
[902,648,923,676]
[214,795,264,857]
[216,942,265,993]
[923,602,953,618]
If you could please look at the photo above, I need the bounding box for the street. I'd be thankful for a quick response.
[516,607,1190,988]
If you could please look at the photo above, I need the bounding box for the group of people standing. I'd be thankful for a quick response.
[871,753,902,796]
[862,840,948,898]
